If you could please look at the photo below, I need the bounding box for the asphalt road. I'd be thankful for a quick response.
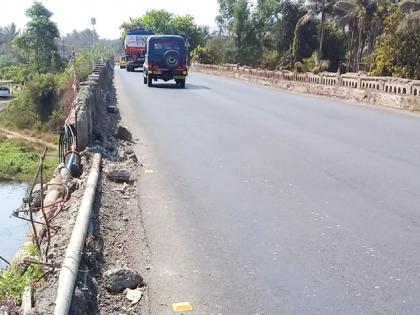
[115,68,420,315]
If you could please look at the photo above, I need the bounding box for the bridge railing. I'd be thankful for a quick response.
[194,63,420,98]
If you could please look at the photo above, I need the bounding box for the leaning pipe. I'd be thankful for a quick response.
[54,153,102,315]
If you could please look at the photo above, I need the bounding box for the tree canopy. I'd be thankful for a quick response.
[0,23,21,67]
[120,10,207,50]
[13,1,61,73]
[195,0,420,78]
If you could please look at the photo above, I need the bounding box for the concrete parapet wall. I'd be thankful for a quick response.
[68,61,114,150]
[193,63,420,111]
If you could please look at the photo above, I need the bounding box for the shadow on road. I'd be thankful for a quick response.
[126,69,144,73]
[185,83,211,90]
[150,83,211,90]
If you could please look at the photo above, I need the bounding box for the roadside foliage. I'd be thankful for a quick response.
[190,0,420,79]
[0,2,115,132]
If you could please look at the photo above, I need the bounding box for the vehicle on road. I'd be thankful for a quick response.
[143,35,188,88]
[0,87,10,98]
[119,56,126,69]
[124,28,154,72]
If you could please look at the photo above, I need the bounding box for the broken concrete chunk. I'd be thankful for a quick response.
[124,148,134,155]
[127,153,138,163]
[118,150,126,162]
[104,268,143,293]
[125,288,142,305]
[106,170,133,183]
[117,126,132,142]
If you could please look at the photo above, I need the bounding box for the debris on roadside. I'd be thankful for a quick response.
[125,288,142,305]
[33,87,150,314]
[117,126,133,142]
[104,267,143,293]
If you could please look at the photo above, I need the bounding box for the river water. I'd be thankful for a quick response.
[0,182,29,269]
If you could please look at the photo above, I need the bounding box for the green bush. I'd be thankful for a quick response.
[302,51,319,72]
[0,138,58,181]
[0,46,113,131]
[206,36,226,64]
[192,46,216,64]
[0,245,44,305]
[0,268,28,305]
[371,31,420,79]
[0,64,34,83]
[260,50,281,70]
[1,73,58,129]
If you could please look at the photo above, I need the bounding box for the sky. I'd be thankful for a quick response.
[0,0,220,39]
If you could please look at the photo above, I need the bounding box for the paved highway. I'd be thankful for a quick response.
[115,68,420,314]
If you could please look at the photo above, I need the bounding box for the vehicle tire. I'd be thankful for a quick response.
[143,76,147,85]
[179,79,186,89]
[147,75,153,87]
[163,50,181,69]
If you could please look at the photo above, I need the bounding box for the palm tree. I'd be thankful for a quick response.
[398,0,420,32]
[308,0,337,58]
[3,23,19,42]
[291,13,312,65]
[334,0,377,71]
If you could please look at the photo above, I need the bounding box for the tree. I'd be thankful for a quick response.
[1,23,19,43]
[370,3,420,78]
[216,0,260,64]
[292,15,318,64]
[307,0,337,58]
[254,0,305,65]
[120,10,206,50]
[13,1,61,73]
[334,0,378,71]
[321,22,346,70]
[372,31,420,78]
[397,0,420,32]
[170,15,207,50]
[0,23,21,67]
[63,29,99,52]
[136,10,174,34]
[277,0,305,52]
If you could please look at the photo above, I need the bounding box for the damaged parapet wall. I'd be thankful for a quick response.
[193,63,420,111]
[70,61,114,150]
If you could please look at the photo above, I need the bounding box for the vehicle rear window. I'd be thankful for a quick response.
[0,87,9,91]
[152,41,182,51]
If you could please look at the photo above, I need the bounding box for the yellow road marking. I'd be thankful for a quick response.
[172,302,193,312]
[144,169,154,174]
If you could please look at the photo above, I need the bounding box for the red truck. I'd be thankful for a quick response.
[124,28,154,72]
